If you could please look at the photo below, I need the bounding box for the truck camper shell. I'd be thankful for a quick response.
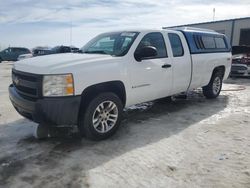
[165,27,231,54]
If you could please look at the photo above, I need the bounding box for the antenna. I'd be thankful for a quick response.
[213,8,215,21]
[70,18,72,46]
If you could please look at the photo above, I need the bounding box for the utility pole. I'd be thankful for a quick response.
[213,8,215,21]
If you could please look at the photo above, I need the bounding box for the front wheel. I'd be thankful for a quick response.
[78,92,123,140]
[203,72,223,99]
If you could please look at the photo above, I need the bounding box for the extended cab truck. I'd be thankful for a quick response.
[9,28,231,140]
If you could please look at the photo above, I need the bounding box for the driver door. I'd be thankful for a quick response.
[128,32,173,105]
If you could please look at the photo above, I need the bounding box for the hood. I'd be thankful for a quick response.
[14,53,116,74]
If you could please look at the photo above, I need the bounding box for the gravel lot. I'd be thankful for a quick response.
[0,62,250,188]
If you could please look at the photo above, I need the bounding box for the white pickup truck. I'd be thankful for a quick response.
[9,27,232,140]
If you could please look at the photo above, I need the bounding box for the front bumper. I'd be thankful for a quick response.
[230,64,250,76]
[9,84,81,126]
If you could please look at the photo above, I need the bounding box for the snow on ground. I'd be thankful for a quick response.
[0,62,249,188]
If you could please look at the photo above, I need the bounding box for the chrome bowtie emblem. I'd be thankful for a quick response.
[14,76,20,85]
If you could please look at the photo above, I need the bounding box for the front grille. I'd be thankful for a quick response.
[12,69,42,100]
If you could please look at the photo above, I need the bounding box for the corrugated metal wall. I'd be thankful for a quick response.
[166,18,250,46]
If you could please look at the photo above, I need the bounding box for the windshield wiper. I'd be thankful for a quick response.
[84,50,109,55]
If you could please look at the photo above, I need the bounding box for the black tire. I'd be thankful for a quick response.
[0,57,2,63]
[203,71,223,99]
[78,92,123,140]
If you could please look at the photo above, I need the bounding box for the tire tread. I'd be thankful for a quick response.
[203,71,223,99]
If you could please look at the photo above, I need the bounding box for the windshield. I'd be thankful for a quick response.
[81,32,139,56]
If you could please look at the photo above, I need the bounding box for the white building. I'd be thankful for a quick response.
[164,17,250,46]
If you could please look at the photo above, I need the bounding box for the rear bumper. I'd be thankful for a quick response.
[9,84,81,126]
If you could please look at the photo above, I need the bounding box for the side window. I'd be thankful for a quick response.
[194,35,204,49]
[12,48,19,53]
[20,48,28,53]
[201,36,216,49]
[168,33,184,57]
[12,48,22,53]
[136,32,167,58]
[214,37,226,49]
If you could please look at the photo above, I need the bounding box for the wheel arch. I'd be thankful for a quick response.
[212,65,225,78]
[80,80,126,111]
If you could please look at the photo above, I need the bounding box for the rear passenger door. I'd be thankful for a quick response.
[167,33,192,93]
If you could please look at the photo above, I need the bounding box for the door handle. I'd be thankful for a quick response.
[162,64,171,68]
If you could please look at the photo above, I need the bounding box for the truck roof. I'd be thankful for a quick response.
[165,27,220,35]
[103,27,221,36]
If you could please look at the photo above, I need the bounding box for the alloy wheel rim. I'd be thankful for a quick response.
[213,77,221,95]
[92,101,118,133]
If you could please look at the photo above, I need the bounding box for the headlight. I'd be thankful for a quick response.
[43,74,74,97]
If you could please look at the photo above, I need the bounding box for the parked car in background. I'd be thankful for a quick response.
[0,47,31,62]
[70,46,80,53]
[51,46,71,54]
[16,46,80,61]
[18,53,33,61]
[231,53,250,76]
[33,46,79,56]
[33,47,52,57]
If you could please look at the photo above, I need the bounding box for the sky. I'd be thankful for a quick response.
[0,0,250,49]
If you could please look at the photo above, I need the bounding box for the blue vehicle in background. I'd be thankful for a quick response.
[0,47,31,63]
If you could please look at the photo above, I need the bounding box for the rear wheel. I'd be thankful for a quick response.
[0,57,2,63]
[203,71,223,99]
[78,92,123,140]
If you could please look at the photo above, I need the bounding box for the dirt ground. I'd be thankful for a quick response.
[0,62,250,188]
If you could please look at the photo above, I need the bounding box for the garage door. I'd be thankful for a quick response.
[240,29,250,46]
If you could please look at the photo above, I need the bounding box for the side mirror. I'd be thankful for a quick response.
[134,46,157,61]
